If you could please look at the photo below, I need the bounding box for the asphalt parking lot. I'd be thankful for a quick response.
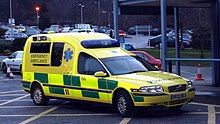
[0,71,220,124]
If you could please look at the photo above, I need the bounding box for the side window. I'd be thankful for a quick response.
[30,43,51,53]
[78,53,106,75]
[16,53,23,58]
[51,43,64,66]
[10,52,18,59]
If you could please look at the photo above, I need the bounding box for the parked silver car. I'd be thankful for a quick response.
[1,51,23,73]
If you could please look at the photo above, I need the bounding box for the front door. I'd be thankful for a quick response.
[76,52,109,102]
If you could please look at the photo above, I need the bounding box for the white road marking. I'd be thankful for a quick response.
[119,118,132,124]
[19,101,68,124]
[19,106,59,124]
[0,115,34,117]
[0,113,116,117]
[0,105,86,109]
[0,94,29,106]
[0,79,21,82]
[0,99,31,102]
[0,90,24,95]
[0,94,28,97]
[208,105,216,124]
[1,112,220,118]
[45,113,116,117]
[190,102,220,108]
[181,70,196,75]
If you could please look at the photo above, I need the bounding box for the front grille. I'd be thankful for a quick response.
[168,84,186,93]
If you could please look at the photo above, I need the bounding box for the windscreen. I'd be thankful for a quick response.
[81,39,120,48]
[101,56,147,75]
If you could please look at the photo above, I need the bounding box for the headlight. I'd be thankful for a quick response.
[187,81,193,89]
[140,85,163,94]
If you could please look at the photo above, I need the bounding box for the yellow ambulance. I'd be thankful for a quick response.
[22,32,195,116]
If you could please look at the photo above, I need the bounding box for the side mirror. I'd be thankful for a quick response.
[94,71,107,77]
[8,56,12,59]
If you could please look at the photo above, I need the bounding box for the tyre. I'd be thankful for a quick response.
[31,84,49,106]
[114,91,135,117]
[2,63,7,73]
[19,65,22,72]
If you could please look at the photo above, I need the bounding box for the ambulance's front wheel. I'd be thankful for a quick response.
[31,84,49,106]
[114,91,135,117]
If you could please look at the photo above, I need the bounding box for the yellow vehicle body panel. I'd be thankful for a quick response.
[22,32,195,108]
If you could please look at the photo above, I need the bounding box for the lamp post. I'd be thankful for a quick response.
[9,0,12,19]
[94,1,101,25]
[102,10,113,28]
[35,6,40,26]
[8,0,15,25]
[79,4,84,23]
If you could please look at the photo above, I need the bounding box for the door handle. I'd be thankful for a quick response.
[12,60,14,62]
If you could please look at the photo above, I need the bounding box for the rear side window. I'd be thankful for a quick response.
[30,43,51,53]
[51,43,64,66]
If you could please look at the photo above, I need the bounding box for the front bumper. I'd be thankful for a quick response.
[132,88,195,107]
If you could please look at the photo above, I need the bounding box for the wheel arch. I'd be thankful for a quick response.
[112,87,134,105]
[30,81,44,99]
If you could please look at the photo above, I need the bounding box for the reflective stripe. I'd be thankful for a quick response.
[32,73,118,101]
[49,87,64,95]
[82,90,99,99]
[133,96,144,102]
[63,75,71,86]
[22,81,31,89]
[98,79,107,89]
[72,76,80,86]
[34,73,48,83]
[107,80,118,90]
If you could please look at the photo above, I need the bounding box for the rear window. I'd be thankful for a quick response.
[81,40,120,48]
[30,43,51,53]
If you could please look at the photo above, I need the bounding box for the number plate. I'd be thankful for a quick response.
[171,93,187,101]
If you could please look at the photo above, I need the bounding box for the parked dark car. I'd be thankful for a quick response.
[128,25,150,35]
[149,35,191,48]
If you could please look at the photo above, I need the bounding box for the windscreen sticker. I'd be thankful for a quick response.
[64,48,73,62]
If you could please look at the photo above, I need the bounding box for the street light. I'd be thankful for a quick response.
[8,0,15,25]
[94,1,101,25]
[79,4,84,24]
[9,0,12,19]
[35,6,40,26]
[102,10,113,28]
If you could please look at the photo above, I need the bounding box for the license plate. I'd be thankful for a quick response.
[171,93,187,101]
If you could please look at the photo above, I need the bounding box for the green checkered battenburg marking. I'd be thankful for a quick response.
[22,83,30,89]
[34,73,48,83]
[63,75,71,86]
[98,79,107,89]
[133,96,144,102]
[82,90,99,98]
[107,80,118,90]
[72,76,80,86]
[49,87,64,95]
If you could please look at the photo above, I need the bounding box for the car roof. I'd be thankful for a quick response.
[30,32,111,44]
[28,33,131,59]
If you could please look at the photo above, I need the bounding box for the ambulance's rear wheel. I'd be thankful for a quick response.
[115,91,135,117]
[31,84,49,105]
